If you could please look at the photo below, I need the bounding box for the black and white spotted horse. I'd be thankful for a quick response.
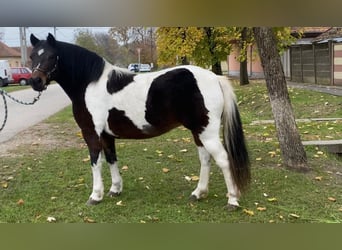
[28,33,250,210]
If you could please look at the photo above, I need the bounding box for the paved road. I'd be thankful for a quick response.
[0,84,71,143]
[288,82,342,96]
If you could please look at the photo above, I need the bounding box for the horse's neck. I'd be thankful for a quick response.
[55,45,104,101]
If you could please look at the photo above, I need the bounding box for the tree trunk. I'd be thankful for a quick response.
[253,27,309,172]
[240,59,249,85]
[212,61,222,75]
[240,27,249,85]
[181,56,189,65]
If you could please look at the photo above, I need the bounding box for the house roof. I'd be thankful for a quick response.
[12,46,33,57]
[312,27,342,42]
[291,27,331,38]
[0,41,21,57]
[290,27,342,45]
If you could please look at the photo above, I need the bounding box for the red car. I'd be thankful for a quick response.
[10,67,32,86]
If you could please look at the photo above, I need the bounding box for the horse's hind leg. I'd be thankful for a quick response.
[101,132,123,197]
[198,129,240,208]
[190,146,211,201]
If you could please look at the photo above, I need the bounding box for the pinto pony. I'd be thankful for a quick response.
[28,33,250,209]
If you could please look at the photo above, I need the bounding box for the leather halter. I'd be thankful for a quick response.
[32,56,59,79]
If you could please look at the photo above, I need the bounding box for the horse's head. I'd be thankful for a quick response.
[28,33,58,92]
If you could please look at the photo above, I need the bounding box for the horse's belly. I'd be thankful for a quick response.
[106,106,178,139]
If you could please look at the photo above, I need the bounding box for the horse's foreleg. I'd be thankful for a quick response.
[101,133,123,197]
[190,146,211,201]
[83,133,104,205]
[88,152,104,205]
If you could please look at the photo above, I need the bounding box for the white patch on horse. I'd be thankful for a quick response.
[85,62,114,137]
[85,61,160,137]
[109,161,122,194]
[38,48,44,56]
[89,153,104,202]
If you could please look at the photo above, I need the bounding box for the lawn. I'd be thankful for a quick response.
[0,85,31,93]
[0,81,341,223]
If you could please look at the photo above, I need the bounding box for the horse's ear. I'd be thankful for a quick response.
[30,34,40,46]
[47,33,56,47]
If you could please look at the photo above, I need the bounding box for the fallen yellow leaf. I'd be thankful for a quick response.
[84,217,96,223]
[314,176,323,181]
[162,168,170,173]
[267,197,277,202]
[121,165,129,171]
[82,156,90,162]
[190,176,200,181]
[2,182,8,188]
[289,213,300,218]
[47,216,56,222]
[268,151,276,157]
[179,149,188,153]
[243,209,254,216]
[328,197,336,202]
[257,207,267,211]
[116,200,124,206]
[184,176,191,181]
[17,199,24,206]
[255,157,262,161]
[182,137,191,143]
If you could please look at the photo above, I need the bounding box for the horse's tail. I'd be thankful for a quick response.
[218,76,251,192]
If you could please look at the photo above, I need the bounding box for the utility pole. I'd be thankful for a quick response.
[19,27,27,67]
[53,27,57,38]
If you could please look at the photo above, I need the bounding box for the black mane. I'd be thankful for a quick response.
[54,41,105,98]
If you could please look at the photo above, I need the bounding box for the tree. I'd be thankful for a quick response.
[253,27,309,171]
[109,27,157,67]
[233,27,297,86]
[157,27,235,73]
[156,27,203,66]
[93,32,120,65]
[74,29,104,56]
[193,27,234,74]
[239,27,251,85]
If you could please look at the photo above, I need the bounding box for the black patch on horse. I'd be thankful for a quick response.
[107,108,154,139]
[107,70,135,94]
[145,68,209,135]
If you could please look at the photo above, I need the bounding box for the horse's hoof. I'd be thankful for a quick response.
[86,198,102,206]
[226,204,240,212]
[189,195,199,203]
[107,191,121,198]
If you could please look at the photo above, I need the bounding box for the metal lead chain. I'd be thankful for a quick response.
[0,88,42,132]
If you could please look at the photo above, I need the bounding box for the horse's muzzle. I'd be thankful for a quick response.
[28,77,47,92]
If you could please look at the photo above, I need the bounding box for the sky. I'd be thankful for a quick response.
[0,27,110,47]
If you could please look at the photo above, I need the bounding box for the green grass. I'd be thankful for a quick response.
[0,85,31,93]
[234,80,342,124]
[0,81,341,223]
